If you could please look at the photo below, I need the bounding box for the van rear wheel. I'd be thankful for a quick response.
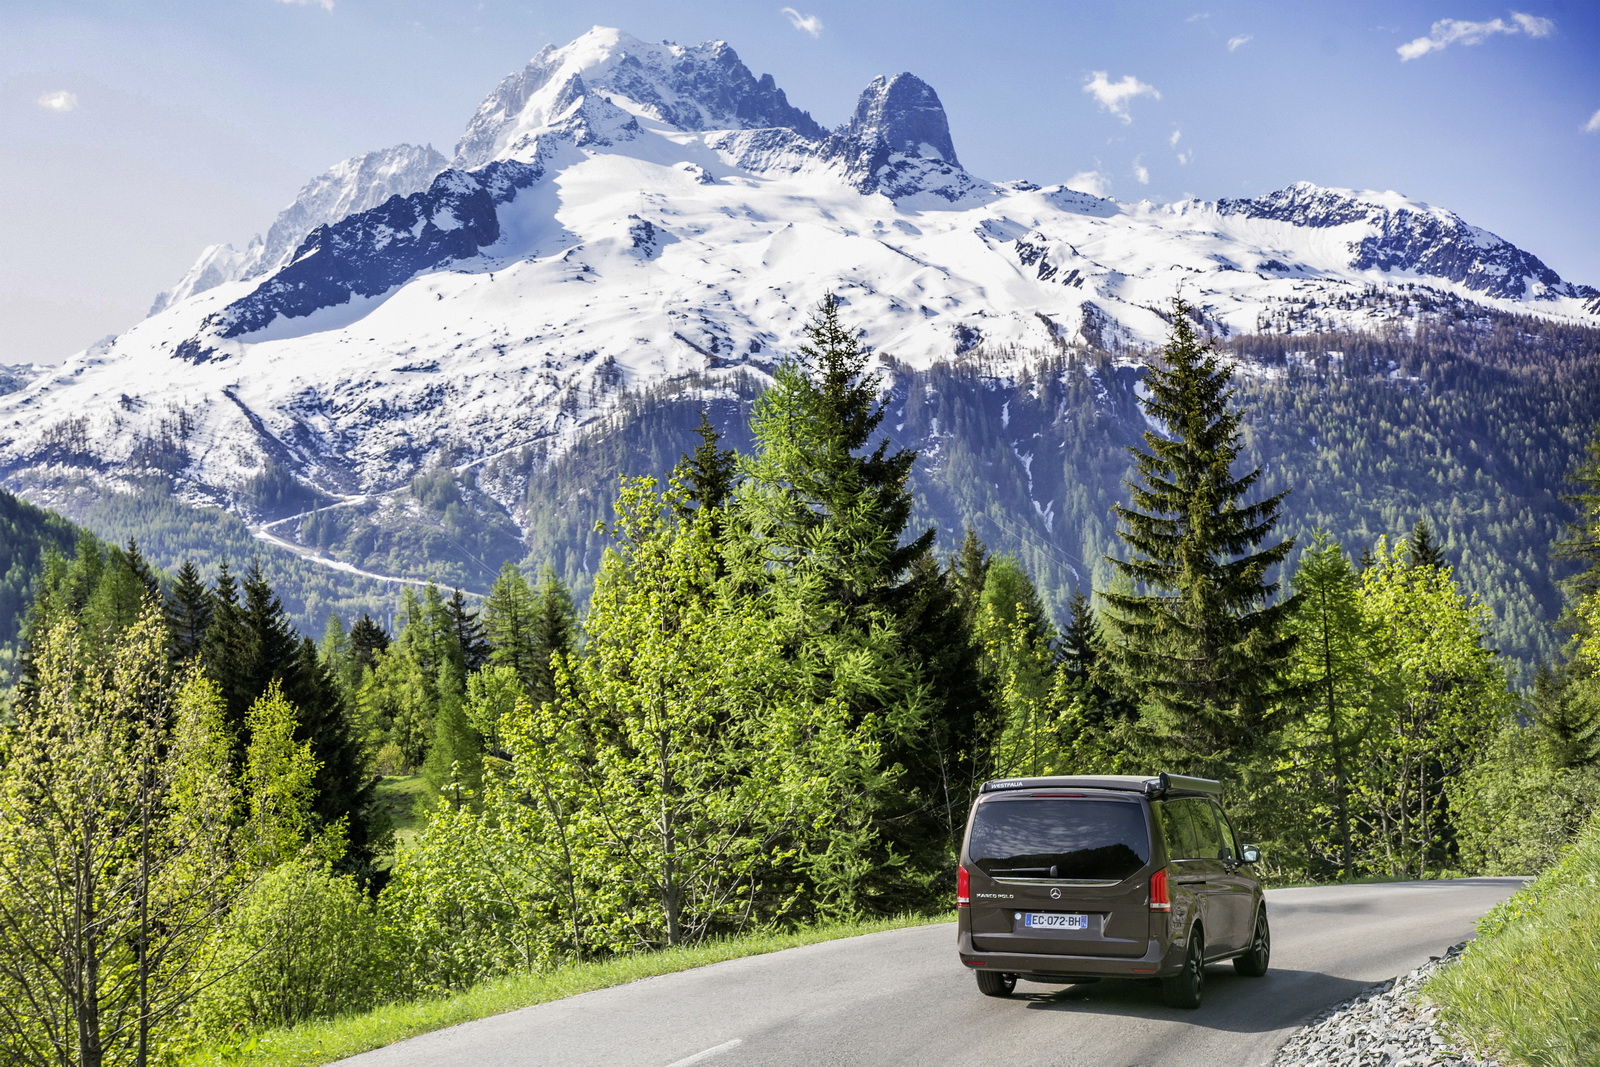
[1162,930,1205,1009]
[975,969,1017,997]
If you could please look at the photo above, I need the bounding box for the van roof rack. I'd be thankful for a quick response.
[978,773,1222,797]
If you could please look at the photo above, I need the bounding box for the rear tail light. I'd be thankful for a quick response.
[957,864,971,908]
[1149,868,1171,912]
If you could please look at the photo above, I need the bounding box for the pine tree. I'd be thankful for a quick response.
[1283,532,1369,877]
[947,527,992,630]
[1103,299,1298,770]
[483,563,539,690]
[347,613,389,673]
[124,539,161,603]
[165,559,212,662]
[673,410,739,520]
[1406,519,1446,570]
[448,588,491,673]
[736,294,989,904]
[739,293,933,615]
[200,561,250,749]
[527,567,578,711]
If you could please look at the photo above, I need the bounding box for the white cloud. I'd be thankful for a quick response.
[781,7,823,38]
[36,90,78,112]
[1169,128,1182,146]
[1398,11,1554,60]
[1066,170,1110,197]
[1227,34,1253,51]
[1132,158,1150,185]
[1511,12,1555,35]
[1176,151,1191,166]
[1585,109,1600,134]
[1083,71,1161,124]
[276,0,334,11]
[1186,12,1211,22]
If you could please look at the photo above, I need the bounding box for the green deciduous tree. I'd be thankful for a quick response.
[1355,538,1512,878]
[0,607,237,1067]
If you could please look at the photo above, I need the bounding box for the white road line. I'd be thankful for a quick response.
[663,1038,743,1067]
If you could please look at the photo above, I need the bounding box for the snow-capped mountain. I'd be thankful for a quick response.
[149,143,447,314]
[3,26,1596,524]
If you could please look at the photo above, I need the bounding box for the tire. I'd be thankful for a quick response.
[1233,908,1271,977]
[1162,929,1205,1009]
[975,969,1017,997]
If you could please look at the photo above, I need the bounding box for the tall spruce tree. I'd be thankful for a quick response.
[165,559,212,662]
[483,563,539,690]
[527,567,578,711]
[1406,519,1446,570]
[448,588,491,673]
[1103,299,1297,769]
[348,613,389,673]
[674,410,739,520]
[737,294,990,900]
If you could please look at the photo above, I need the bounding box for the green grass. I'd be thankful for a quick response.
[1425,814,1600,1067]
[372,775,431,856]
[180,911,951,1067]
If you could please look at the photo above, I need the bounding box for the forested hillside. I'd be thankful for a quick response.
[2,299,1597,1064]
[0,487,85,680]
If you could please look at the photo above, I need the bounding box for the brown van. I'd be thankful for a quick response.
[955,773,1269,1008]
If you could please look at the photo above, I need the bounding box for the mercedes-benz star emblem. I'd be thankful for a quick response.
[1050,888,1061,900]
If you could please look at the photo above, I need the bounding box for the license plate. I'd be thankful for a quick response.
[1024,912,1089,930]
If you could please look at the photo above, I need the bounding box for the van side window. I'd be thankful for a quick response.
[1190,800,1228,860]
[1161,799,1205,860]
[1211,801,1241,859]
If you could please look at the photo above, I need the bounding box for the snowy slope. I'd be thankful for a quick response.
[4,26,1596,519]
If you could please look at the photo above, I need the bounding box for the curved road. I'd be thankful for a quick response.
[338,878,1522,1067]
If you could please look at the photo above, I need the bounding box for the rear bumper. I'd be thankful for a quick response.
[956,927,1189,980]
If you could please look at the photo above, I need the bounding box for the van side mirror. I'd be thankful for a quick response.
[1241,844,1261,864]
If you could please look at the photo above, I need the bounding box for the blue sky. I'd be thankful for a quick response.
[4,0,1598,364]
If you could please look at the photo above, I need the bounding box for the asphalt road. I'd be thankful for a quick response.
[337,878,1523,1067]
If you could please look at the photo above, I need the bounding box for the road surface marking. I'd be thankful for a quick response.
[664,1038,743,1067]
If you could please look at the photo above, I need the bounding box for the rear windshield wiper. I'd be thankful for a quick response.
[986,865,1059,877]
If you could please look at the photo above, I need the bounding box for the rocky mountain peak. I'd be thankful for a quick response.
[453,27,823,169]
[840,72,959,166]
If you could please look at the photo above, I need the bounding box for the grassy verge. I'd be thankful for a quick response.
[181,911,951,1067]
[1425,813,1600,1067]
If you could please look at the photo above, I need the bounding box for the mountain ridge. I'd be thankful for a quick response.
[2,25,1596,600]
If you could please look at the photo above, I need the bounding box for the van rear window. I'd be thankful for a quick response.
[968,799,1150,881]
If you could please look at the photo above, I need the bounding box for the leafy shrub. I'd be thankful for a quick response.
[185,860,395,1042]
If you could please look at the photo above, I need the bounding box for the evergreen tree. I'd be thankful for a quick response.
[200,561,250,745]
[527,567,578,710]
[124,539,161,603]
[947,527,992,630]
[165,558,212,662]
[347,613,389,673]
[448,588,491,673]
[736,294,990,902]
[673,410,739,520]
[1406,519,1446,570]
[239,563,302,712]
[483,563,539,690]
[1103,299,1298,770]
[1282,532,1370,877]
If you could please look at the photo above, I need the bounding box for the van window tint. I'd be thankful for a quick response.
[1159,799,1203,859]
[1164,798,1226,860]
[968,799,1149,881]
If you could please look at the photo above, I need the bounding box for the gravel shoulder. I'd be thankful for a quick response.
[1273,943,1497,1067]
